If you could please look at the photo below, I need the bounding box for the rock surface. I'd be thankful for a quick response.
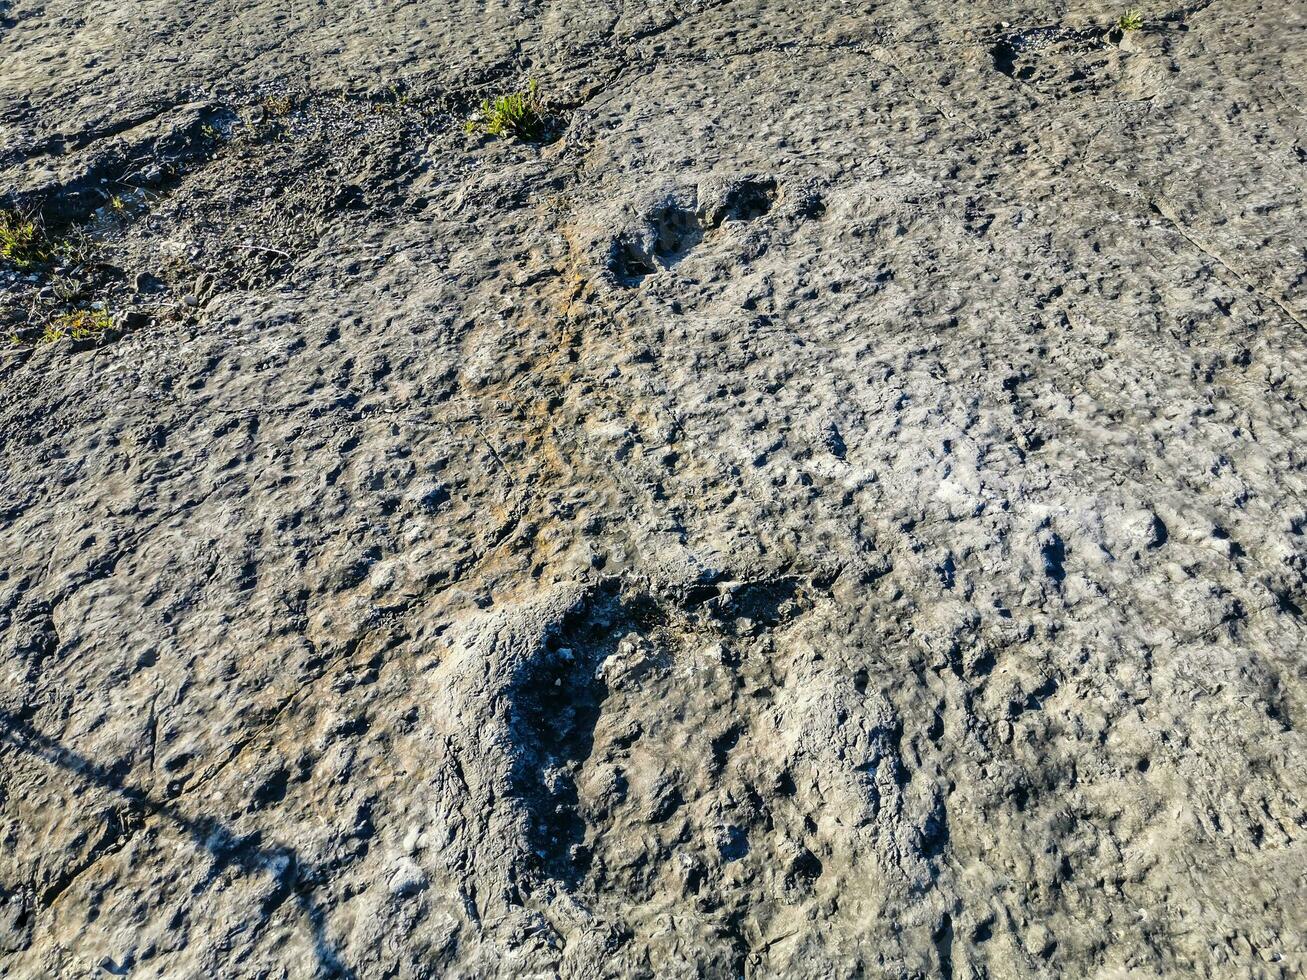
[2,1,1306,977]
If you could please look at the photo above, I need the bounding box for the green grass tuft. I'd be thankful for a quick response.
[41,308,114,344]
[0,209,50,269]
[465,79,549,141]
[1117,8,1144,31]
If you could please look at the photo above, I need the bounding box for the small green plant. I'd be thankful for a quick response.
[262,93,294,118]
[51,276,85,302]
[371,84,413,115]
[201,123,220,140]
[109,194,127,214]
[42,307,114,344]
[465,79,549,141]
[1117,8,1144,31]
[53,227,95,266]
[0,209,49,269]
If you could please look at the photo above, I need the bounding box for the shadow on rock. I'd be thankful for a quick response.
[0,708,356,979]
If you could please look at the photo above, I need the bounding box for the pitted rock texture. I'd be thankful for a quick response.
[1,1,1305,977]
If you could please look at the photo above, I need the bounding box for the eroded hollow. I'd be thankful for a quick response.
[716,178,779,224]
[508,587,663,887]
[611,238,658,286]
[610,179,781,287]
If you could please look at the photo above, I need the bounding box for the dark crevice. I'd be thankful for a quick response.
[934,912,955,980]
[510,585,663,888]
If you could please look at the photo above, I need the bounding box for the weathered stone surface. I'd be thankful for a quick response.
[1,1,1304,977]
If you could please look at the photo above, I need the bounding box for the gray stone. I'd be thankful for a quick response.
[1,1,1304,978]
